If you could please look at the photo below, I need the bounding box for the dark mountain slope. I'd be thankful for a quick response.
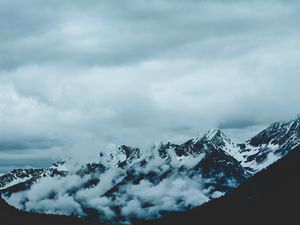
[137,146,300,225]
[0,196,103,225]
[1,147,299,225]
[1,117,299,224]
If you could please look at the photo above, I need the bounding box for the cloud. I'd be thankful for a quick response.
[1,0,300,170]
[1,0,300,69]
[5,174,93,216]
[218,118,260,130]
[4,152,211,224]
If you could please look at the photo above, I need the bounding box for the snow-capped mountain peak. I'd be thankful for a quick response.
[237,117,300,171]
[99,144,141,167]
[0,163,68,191]
[202,129,224,140]
[1,116,300,225]
[195,129,233,148]
[192,129,243,162]
[249,117,300,148]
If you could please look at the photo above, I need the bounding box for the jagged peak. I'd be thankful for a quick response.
[199,129,231,144]
[99,144,141,167]
[119,145,141,160]
[193,129,221,143]
[248,115,300,149]
[204,129,223,139]
[256,116,300,135]
[268,121,282,129]
[290,115,300,127]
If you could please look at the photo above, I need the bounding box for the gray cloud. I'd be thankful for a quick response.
[2,0,300,69]
[1,0,300,171]
[218,118,260,130]
[0,158,54,174]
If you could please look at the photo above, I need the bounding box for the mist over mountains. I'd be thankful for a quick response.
[1,116,299,224]
[2,0,300,174]
[1,1,300,225]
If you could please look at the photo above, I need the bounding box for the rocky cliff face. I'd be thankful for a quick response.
[1,117,299,224]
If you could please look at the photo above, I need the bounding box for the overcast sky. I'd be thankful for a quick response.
[1,0,300,172]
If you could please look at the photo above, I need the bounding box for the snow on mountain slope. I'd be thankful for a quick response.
[238,117,300,171]
[0,170,36,190]
[1,135,248,224]
[1,116,300,224]
[0,162,68,191]
[199,129,244,161]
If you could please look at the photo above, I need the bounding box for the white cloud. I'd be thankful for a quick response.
[1,0,300,171]
[4,155,211,224]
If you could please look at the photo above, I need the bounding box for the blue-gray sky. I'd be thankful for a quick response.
[1,0,300,172]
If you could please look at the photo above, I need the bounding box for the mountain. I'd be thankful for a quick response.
[0,195,103,225]
[0,162,68,190]
[136,146,300,225]
[238,116,300,171]
[1,116,300,224]
[2,146,299,225]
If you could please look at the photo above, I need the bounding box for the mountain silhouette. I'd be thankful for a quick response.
[136,146,300,225]
[0,195,104,225]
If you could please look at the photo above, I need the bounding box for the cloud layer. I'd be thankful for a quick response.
[4,151,213,224]
[1,0,300,171]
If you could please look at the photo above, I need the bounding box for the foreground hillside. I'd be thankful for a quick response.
[0,116,299,224]
[1,146,299,225]
[138,146,300,225]
[0,196,103,225]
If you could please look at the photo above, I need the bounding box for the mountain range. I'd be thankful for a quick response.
[137,144,300,225]
[0,116,300,224]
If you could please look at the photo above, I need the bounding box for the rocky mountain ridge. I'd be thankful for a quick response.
[0,117,299,224]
